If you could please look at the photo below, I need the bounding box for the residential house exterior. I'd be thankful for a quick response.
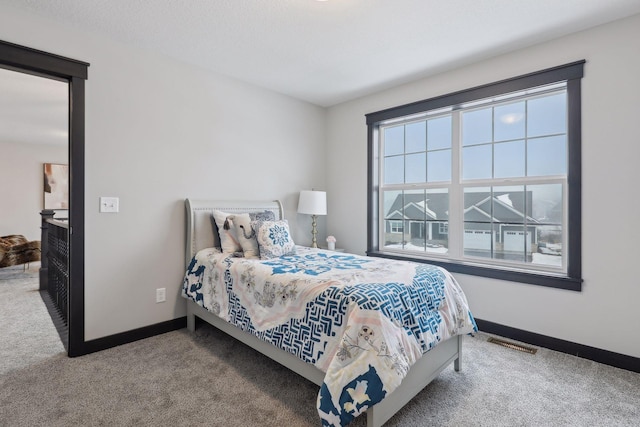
[384,191,560,261]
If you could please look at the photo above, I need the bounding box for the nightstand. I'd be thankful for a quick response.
[321,247,345,252]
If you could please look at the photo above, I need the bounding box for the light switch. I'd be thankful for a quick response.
[99,197,119,213]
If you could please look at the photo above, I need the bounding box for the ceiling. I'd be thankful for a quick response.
[2,0,640,145]
[6,0,640,107]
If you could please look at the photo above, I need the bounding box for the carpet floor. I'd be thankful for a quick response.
[0,263,65,375]
[1,266,639,426]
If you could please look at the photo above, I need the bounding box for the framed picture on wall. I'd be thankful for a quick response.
[43,163,69,209]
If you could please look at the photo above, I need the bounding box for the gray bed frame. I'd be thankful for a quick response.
[184,198,462,427]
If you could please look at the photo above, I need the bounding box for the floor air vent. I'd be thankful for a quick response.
[487,337,538,354]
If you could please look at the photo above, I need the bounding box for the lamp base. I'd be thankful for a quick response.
[311,214,318,248]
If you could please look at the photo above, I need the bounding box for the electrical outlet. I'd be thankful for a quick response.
[156,288,166,303]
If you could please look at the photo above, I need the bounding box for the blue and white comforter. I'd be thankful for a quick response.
[182,246,476,426]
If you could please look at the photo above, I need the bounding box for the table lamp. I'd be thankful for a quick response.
[297,190,327,248]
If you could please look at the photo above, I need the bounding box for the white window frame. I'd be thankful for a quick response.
[366,61,584,291]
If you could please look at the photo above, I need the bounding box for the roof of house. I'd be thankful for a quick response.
[386,191,548,224]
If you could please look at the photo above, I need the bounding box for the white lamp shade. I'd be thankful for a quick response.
[297,190,327,215]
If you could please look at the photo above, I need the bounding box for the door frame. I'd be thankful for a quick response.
[0,40,89,356]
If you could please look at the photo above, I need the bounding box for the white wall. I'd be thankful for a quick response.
[0,4,326,340]
[0,141,67,241]
[3,4,637,358]
[327,14,640,358]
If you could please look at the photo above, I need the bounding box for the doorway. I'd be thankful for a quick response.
[0,40,88,357]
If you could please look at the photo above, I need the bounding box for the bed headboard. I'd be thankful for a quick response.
[185,199,284,267]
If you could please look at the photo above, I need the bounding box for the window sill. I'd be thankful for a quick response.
[366,250,582,291]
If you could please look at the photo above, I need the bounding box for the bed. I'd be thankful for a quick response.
[182,199,476,427]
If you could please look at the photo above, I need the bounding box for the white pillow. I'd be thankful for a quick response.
[225,213,259,259]
[212,210,242,254]
[252,219,296,259]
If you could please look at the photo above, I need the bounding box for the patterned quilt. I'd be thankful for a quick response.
[182,246,476,426]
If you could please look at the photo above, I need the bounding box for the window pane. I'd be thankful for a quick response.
[425,188,449,254]
[494,101,525,141]
[382,190,404,250]
[462,108,492,146]
[529,184,563,225]
[403,189,426,220]
[464,187,492,223]
[383,190,403,219]
[462,144,492,180]
[427,116,452,150]
[527,184,564,268]
[527,93,566,137]
[494,140,525,178]
[495,223,527,263]
[402,220,416,251]
[463,222,493,258]
[533,225,563,267]
[403,188,449,252]
[425,189,449,221]
[373,73,577,281]
[407,220,426,251]
[405,121,426,153]
[384,156,404,184]
[427,221,449,254]
[427,149,451,182]
[527,135,566,176]
[383,220,405,249]
[493,186,525,224]
[384,126,404,156]
[405,153,426,183]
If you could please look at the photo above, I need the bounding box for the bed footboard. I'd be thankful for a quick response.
[365,335,461,427]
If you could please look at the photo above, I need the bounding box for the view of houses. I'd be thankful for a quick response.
[383,189,563,267]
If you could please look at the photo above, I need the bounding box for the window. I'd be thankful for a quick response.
[439,222,448,235]
[366,61,584,291]
[389,220,404,234]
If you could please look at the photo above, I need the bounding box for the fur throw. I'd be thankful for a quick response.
[0,235,41,268]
